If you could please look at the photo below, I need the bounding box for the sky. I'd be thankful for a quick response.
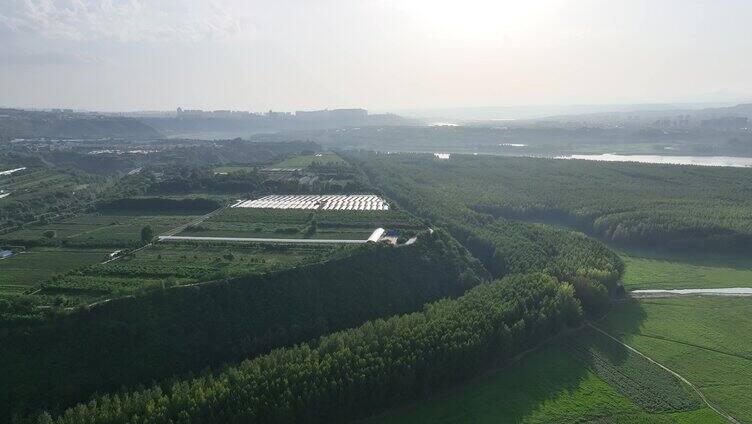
[1,0,751,112]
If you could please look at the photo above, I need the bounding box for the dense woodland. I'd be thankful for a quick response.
[15,146,746,423]
[18,273,579,424]
[351,152,752,252]
[2,231,486,420]
[350,152,625,315]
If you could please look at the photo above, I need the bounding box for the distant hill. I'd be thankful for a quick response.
[0,109,161,141]
[530,102,752,128]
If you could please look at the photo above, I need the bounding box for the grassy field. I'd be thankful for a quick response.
[0,248,108,292]
[179,208,422,240]
[47,242,338,296]
[0,212,203,246]
[268,151,344,168]
[600,297,752,423]
[620,248,752,290]
[369,339,722,424]
[212,165,256,174]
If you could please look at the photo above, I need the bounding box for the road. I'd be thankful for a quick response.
[158,235,368,244]
[631,287,752,298]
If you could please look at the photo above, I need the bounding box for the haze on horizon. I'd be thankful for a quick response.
[1,0,751,114]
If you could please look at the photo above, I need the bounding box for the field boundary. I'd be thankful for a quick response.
[586,322,740,424]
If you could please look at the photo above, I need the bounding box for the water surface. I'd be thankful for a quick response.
[556,154,752,168]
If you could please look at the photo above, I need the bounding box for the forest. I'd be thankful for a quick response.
[2,231,486,420]
[349,152,752,251]
[16,273,579,424]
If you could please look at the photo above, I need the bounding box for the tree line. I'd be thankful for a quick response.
[19,273,580,424]
[2,231,486,420]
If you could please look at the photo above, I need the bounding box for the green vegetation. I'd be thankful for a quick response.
[0,248,108,291]
[372,344,722,424]
[269,151,345,168]
[0,212,203,247]
[0,166,102,232]
[563,328,701,413]
[15,272,576,424]
[212,164,256,174]
[2,231,486,420]
[179,207,422,240]
[620,248,752,290]
[601,297,752,423]
[352,152,752,252]
[48,243,332,296]
[351,152,624,315]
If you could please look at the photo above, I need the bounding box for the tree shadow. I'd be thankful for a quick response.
[365,301,655,424]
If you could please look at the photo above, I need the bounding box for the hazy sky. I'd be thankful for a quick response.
[1,0,751,112]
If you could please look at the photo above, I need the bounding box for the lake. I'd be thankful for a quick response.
[555,154,752,168]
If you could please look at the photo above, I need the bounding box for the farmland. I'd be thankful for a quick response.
[620,248,752,290]
[212,164,256,174]
[368,335,720,424]
[49,242,337,296]
[268,151,344,168]
[178,207,423,240]
[0,166,101,232]
[600,297,752,423]
[0,212,204,247]
[0,248,108,292]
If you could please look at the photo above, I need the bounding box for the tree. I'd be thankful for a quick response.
[140,225,154,244]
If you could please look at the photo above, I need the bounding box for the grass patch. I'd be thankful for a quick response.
[179,207,421,240]
[369,343,722,424]
[600,297,752,423]
[0,248,108,289]
[0,212,204,246]
[212,164,256,174]
[49,242,338,294]
[619,249,752,290]
[563,327,701,413]
[268,151,344,168]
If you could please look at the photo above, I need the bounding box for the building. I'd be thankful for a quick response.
[0,250,13,259]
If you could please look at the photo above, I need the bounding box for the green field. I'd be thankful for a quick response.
[49,242,336,296]
[179,207,422,240]
[0,248,108,292]
[620,249,752,290]
[370,339,722,424]
[0,212,203,246]
[268,151,345,168]
[212,164,256,174]
[600,297,752,423]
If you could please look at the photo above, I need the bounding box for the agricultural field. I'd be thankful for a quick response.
[0,212,205,247]
[370,338,722,424]
[212,164,257,174]
[178,207,423,240]
[620,248,752,290]
[268,151,345,168]
[0,166,101,231]
[0,248,108,293]
[47,242,337,297]
[600,297,752,423]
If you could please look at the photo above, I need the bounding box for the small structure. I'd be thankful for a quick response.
[367,228,385,243]
[0,250,13,259]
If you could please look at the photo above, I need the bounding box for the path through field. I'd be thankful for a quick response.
[587,322,740,424]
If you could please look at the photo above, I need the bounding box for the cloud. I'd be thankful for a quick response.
[0,0,249,42]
